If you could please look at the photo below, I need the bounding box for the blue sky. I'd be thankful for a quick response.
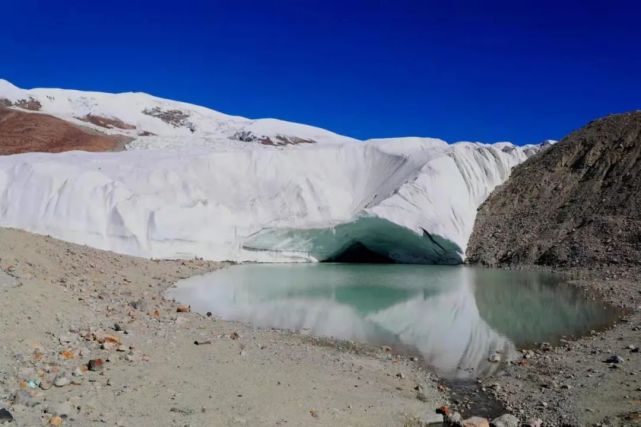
[1,0,640,144]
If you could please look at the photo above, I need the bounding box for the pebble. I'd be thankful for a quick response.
[488,353,501,363]
[422,411,443,425]
[604,355,624,364]
[101,341,119,351]
[0,408,13,424]
[49,415,63,426]
[491,413,519,427]
[54,376,71,387]
[445,411,463,426]
[176,305,191,313]
[523,418,543,427]
[88,359,104,371]
[462,416,489,427]
[0,270,19,290]
[416,391,429,402]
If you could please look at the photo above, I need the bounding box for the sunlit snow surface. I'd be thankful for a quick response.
[0,80,540,263]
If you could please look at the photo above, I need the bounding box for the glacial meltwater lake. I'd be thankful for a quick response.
[168,264,616,379]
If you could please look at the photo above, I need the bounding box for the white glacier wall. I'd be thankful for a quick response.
[0,140,537,263]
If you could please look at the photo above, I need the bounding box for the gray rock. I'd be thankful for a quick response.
[54,376,71,387]
[0,408,13,424]
[522,418,542,427]
[422,411,444,426]
[604,355,624,364]
[0,271,19,291]
[416,391,429,402]
[491,413,519,427]
[445,411,463,426]
[488,353,501,363]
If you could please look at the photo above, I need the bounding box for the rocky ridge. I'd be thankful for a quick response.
[467,111,641,268]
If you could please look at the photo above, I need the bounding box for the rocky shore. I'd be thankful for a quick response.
[0,227,445,426]
[1,226,639,426]
[474,266,641,427]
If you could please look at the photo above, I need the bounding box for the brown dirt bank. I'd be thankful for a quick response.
[0,107,130,155]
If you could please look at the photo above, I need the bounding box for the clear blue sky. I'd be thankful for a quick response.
[1,0,640,144]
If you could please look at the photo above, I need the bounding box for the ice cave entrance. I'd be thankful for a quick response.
[243,217,464,264]
[168,264,616,379]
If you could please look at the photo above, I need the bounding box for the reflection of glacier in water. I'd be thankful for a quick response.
[168,264,615,379]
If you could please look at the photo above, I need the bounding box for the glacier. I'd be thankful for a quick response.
[0,80,542,264]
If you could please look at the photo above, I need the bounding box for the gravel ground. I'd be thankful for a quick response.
[0,227,445,427]
[474,266,641,427]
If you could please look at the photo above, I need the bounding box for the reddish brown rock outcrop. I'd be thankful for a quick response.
[0,107,130,155]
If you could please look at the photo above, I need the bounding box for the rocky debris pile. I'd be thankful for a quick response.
[468,111,641,268]
[432,405,523,427]
[142,107,195,132]
[1,322,151,424]
[0,96,42,111]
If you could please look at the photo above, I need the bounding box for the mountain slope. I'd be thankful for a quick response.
[0,79,357,150]
[467,111,641,267]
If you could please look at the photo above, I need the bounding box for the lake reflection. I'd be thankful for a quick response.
[167,264,615,379]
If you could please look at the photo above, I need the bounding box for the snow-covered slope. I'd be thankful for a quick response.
[0,79,356,148]
[0,80,543,263]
